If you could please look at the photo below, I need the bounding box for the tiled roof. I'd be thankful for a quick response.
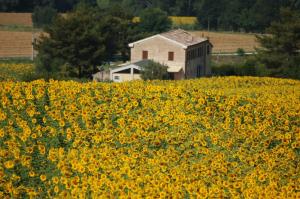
[160,29,207,47]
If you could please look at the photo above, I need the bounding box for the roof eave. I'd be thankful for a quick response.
[128,34,188,49]
[128,34,159,48]
[158,34,188,49]
[185,39,209,49]
[128,31,209,50]
[111,64,141,73]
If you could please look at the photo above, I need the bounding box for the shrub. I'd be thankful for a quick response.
[212,56,270,77]
[140,60,169,80]
[212,63,258,76]
[236,48,245,56]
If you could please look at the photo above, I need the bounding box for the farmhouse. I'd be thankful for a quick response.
[128,29,213,80]
[108,29,213,82]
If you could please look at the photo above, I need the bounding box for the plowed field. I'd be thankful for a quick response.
[0,31,42,58]
[0,16,260,58]
[0,13,32,27]
[191,31,259,53]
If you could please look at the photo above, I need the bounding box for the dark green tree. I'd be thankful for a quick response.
[140,60,169,80]
[97,0,110,8]
[0,0,80,12]
[196,0,226,30]
[0,0,19,11]
[2,0,300,34]
[32,6,57,28]
[256,8,300,79]
[100,5,138,62]
[34,5,133,78]
[138,7,172,33]
[250,0,283,32]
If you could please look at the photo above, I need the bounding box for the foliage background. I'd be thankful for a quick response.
[1,0,300,32]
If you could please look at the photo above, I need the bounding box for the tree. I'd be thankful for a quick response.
[138,7,172,34]
[140,60,169,80]
[100,5,139,62]
[0,0,19,11]
[196,0,226,31]
[250,0,284,32]
[32,6,57,28]
[256,8,300,79]
[34,5,133,78]
[0,0,80,12]
[97,0,110,8]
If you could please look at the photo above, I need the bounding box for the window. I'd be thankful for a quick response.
[134,68,140,74]
[168,52,174,61]
[142,50,148,59]
[207,45,210,55]
[197,65,201,77]
[200,47,203,57]
[114,76,120,80]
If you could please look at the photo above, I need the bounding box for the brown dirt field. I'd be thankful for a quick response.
[0,28,260,58]
[0,13,32,27]
[191,31,260,53]
[0,13,259,54]
[0,31,42,58]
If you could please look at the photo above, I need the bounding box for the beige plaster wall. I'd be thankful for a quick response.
[130,37,212,79]
[130,36,186,71]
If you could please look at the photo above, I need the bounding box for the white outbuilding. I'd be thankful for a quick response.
[110,60,149,82]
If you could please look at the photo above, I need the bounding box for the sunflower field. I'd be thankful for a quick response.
[0,77,299,198]
[132,16,198,25]
[0,63,35,81]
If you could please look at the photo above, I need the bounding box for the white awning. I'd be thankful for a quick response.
[168,66,183,73]
[110,64,141,74]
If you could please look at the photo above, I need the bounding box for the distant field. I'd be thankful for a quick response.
[0,31,41,58]
[133,16,198,25]
[0,30,259,58]
[191,31,259,53]
[0,13,32,27]
[2,13,198,27]
[0,12,260,57]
